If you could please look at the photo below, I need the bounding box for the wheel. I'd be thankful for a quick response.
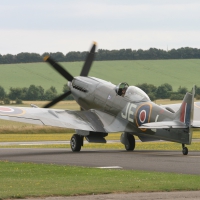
[70,134,82,152]
[182,147,188,155]
[125,134,135,151]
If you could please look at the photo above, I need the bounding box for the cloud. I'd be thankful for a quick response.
[0,0,200,31]
[1,29,200,54]
[0,0,200,54]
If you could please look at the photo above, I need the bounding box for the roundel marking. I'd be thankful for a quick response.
[135,103,152,131]
[0,106,25,116]
[139,110,146,123]
[0,107,14,112]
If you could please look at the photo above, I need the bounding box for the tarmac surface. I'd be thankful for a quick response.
[0,147,200,174]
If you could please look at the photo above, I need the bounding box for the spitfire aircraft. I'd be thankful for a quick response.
[0,43,199,155]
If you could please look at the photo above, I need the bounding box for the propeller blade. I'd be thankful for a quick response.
[80,42,96,76]
[44,56,74,82]
[43,91,71,108]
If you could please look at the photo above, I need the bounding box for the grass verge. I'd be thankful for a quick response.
[0,132,200,142]
[0,133,127,142]
[0,161,200,199]
[1,142,200,151]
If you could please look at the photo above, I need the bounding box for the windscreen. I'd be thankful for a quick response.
[124,86,150,102]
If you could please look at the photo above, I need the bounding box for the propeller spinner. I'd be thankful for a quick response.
[43,42,96,108]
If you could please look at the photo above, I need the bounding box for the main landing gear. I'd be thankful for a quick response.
[182,144,188,155]
[70,134,83,152]
[125,134,135,151]
[120,132,136,151]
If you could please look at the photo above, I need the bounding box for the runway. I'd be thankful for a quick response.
[0,148,200,174]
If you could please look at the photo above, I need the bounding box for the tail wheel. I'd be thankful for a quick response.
[70,134,83,152]
[125,134,135,151]
[182,144,188,155]
[182,147,188,155]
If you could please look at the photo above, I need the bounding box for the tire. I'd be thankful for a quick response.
[125,134,135,151]
[70,134,82,152]
[182,147,188,155]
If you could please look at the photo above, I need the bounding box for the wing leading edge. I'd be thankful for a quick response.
[0,106,127,133]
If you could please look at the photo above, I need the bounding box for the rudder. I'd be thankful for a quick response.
[175,86,195,144]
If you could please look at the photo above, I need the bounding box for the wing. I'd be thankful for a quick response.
[0,106,128,133]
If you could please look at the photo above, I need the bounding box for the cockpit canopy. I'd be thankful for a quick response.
[125,86,150,102]
[115,82,150,102]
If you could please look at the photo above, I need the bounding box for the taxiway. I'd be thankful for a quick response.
[0,148,199,174]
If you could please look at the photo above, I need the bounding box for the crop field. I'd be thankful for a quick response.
[0,59,200,93]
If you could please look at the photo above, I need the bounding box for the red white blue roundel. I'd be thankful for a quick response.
[0,106,24,115]
[139,110,146,123]
[136,104,152,128]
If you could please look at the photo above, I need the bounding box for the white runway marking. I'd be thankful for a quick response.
[95,166,122,169]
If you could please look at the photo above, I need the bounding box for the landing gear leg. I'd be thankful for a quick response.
[182,143,188,155]
[125,134,135,151]
[70,134,83,152]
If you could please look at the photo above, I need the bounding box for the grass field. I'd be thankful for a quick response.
[0,161,200,199]
[1,59,200,93]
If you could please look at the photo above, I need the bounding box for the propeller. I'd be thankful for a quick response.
[43,91,71,108]
[80,42,96,76]
[43,56,74,82]
[43,42,96,108]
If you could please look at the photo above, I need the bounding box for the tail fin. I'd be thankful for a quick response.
[175,86,195,144]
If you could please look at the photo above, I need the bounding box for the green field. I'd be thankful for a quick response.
[1,59,200,93]
[1,161,200,199]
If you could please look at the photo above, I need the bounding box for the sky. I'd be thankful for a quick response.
[1,0,200,55]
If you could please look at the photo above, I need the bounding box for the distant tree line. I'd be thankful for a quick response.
[136,83,200,101]
[0,83,199,105]
[1,47,200,64]
[0,84,73,105]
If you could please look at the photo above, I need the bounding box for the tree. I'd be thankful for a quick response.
[136,83,157,97]
[44,86,58,100]
[156,83,172,99]
[0,86,6,102]
[62,84,74,100]
[16,53,41,63]
[3,54,15,64]
[163,83,173,92]
[8,87,23,101]
[63,84,69,93]
[177,86,188,94]
[37,86,45,100]
[20,87,28,100]
[26,85,44,100]
[50,52,65,62]
[170,93,184,100]
[195,86,200,97]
